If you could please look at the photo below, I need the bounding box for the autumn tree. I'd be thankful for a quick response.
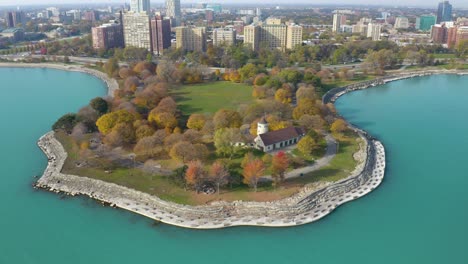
[148,112,177,130]
[103,57,119,77]
[242,159,265,192]
[187,114,206,131]
[170,141,197,162]
[330,119,347,134]
[297,135,316,156]
[133,134,165,157]
[274,88,292,104]
[213,109,242,129]
[293,98,319,120]
[270,151,289,187]
[96,110,138,135]
[214,128,242,158]
[299,114,324,131]
[103,123,136,146]
[185,160,206,189]
[209,161,229,194]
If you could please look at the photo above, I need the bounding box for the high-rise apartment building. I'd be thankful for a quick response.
[431,23,448,44]
[175,26,206,52]
[244,23,303,51]
[123,12,152,51]
[83,11,100,22]
[437,1,452,23]
[416,15,437,31]
[286,24,303,50]
[212,27,236,46]
[394,17,409,29]
[166,0,181,26]
[332,13,347,33]
[265,17,282,25]
[151,17,172,55]
[367,23,382,41]
[455,27,468,47]
[92,22,124,50]
[130,0,150,14]
[6,12,14,28]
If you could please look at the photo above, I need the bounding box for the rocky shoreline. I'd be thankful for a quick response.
[35,131,385,229]
[0,62,118,97]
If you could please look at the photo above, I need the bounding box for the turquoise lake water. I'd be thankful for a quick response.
[1,69,467,263]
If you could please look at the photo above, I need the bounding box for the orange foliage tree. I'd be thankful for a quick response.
[270,151,289,186]
[185,160,206,189]
[242,159,265,192]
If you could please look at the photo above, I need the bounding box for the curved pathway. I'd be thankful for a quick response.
[262,134,338,181]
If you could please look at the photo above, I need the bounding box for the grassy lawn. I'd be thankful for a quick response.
[171,81,253,115]
[432,53,456,59]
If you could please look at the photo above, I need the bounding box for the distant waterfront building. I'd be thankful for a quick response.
[175,26,206,52]
[367,23,382,41]
[416,15,437,31]
[456,27,468,47]
[244,23,303,51]
[166,0,181,26]
[1,27,24,42]
[212,27,236,46]
[130,0,150,14]
[205,10,214,24]
[286,24,303,49]
[394,17,409,29]
[5,11,24,28]
[123,12,152,51]
[92,22,124,50]
[266,17,282,25]
[447,26,458,48]
[151,17,172,55]
[437,1,452,24]
[206,4,222,13]
[333,13,347,33]
[431,23,448,44]
[83,11,100,22]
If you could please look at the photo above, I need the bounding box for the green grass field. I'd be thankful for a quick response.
[171,81,253,115]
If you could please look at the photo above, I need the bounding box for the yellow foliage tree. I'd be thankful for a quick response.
[96,110,138,135]
[274,88,292,104]
[148,112,178,130]
[330,119,347,134]
[187,114,206,131]
[297,135,316,156]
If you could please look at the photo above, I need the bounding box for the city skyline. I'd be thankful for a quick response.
[1,0,468,8]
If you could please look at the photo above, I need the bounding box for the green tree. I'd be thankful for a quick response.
[214,128,242,158]
[90,97,109,115]
[52,113,78,133]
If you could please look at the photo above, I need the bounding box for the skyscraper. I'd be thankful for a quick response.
[131,0,151,14]
[166,0,181,26]
[123,12,152,52]
[333,14,347,33]
[437,1,452,23]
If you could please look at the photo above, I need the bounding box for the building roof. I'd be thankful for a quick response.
[2,28,23,33]
[258,116,268,125]
[259,127,305,146]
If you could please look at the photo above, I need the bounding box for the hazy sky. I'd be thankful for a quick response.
[0,0,467,8]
